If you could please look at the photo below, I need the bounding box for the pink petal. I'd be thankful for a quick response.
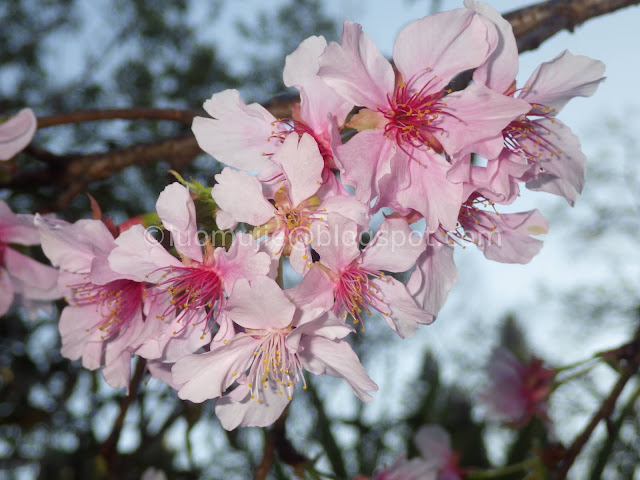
[225,277,295,330]
[310,213,361,272]
[101,350,132,391]
[393,9,496,92]
[58,305,103,362]
[299,335,378,401]
[156,183,203,262]
[519,50,606,112]
[361,218,425,272]
[336,130,394,204]
[373,277,433,338]
[524,118,586,205]
[0,201,40,245]
[212,168,275,226]
[319,194,369,230]
[283,36,354,129]
[414,425,453,467]
[214,232,271,292]
[286,264,336,326]
[436,84,530,156]
[286,312,354,351]
[109,225,181,283]
[0,269,15,316]
[394,158,463,234]
[0,108,37,161]
[215,382,291,430]
[272,133,323,207]
[476,209,548,264]
[407,243,457,316]
[37,217,115,274]
[192,89,277,171]
[466,0,519,94]
[173,334,260,402]
[318,21,394,109]
[3,247,59,300]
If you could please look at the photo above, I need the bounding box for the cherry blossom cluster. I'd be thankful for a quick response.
[0,1,604,430]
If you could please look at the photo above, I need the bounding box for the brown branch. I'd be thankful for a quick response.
[552,326,640,479]
[504,0,640,53]
[99,358,148,464]
[36,108,198,128]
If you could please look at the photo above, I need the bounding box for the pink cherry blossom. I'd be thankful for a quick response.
[212,133,367,274]
[290,214,430,338]
[192,36,352,196]
[480,347,555,427]
[466,1,605,205]
[108,182,271,360]
[36,214,153,391]
[0,201,59,317]
[414,425,467,480]
[318,11,530,231]
[0,108,37,161]
[172,276,377,430]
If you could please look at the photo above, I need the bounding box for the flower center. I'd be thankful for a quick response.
[245,330,305,402]
[379,74,454,157]
[69,279,144,339]
[440,196,499,248]
[269,118,334,165]
[272,188,323,248]
[334,264,387,332]
[503,103,562,170]
[152,264,225,338]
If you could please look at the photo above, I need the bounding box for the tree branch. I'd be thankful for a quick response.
[552,325,640,479]
[36,108,198,128]
[505,0,640,53]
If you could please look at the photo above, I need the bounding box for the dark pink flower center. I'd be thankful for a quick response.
[379,74,456,157]
[0,241,5,266]
[334,264,387,332]
[244,330,305,403]
[503,103,562,170]
[69,279,144,339]
[153,265,225,336]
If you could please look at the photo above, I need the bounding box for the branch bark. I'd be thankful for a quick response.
[505,0,640,53]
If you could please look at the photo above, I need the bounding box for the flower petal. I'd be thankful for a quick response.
[0,269,15,316]
[318,21,394,109]
[467,0,519,94]
[284,35,353,129]
[156,183,203,262]
[215,382,290,430]
[524,118,586,205]
[520,50,606,112]
[393,9,495,92]
[273,133,323,207]
[373,277,433,338]
[225,277,295,330]
[212,168,275,226]
[310,213,361,273]
[361,218,425,272]
[192,89,277,171]
[407,242,457,316]
[0,108,37,161]
[299,335,378,401]
[173,334,260,402]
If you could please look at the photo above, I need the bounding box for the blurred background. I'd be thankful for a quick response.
[1,0,639,478]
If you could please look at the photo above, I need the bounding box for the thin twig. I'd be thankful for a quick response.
[99,358,148,464]
[552,326,640,479]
